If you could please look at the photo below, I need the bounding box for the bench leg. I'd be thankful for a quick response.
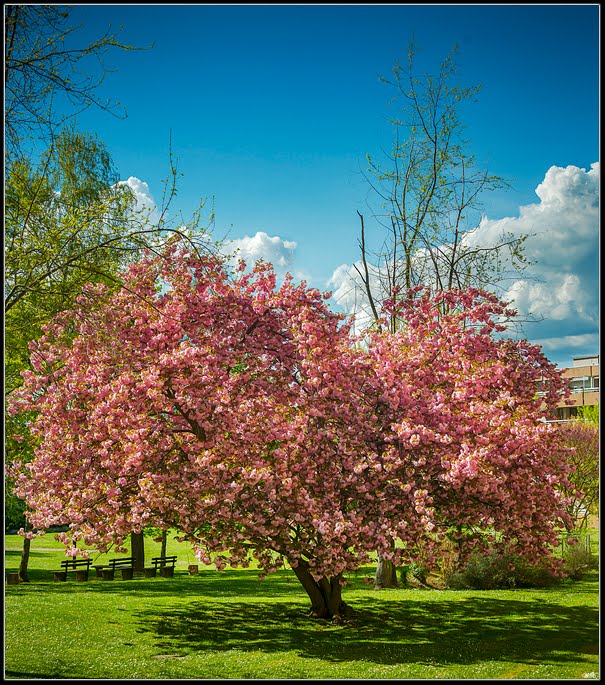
[160,566,174,578]
[121,568,134,580]
[75,570,89,582]
[144,568,157,578]
[102,569,115,581]
[53,571,67,582]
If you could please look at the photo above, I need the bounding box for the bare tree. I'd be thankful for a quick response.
[357,41,532,335]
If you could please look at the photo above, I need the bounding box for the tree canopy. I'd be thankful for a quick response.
[9,246,574,618]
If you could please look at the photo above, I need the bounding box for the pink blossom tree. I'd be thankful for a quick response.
[553,420,599,529]
[9,248,574,619]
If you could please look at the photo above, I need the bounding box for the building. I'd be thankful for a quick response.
[553,354,599,421]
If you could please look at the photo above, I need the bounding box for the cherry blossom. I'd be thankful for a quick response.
[9,247,574,618]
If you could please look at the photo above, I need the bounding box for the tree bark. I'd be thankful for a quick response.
[18,535,31,582]
[131,531,145,571]
[374,554,399,589]
[160,529,167,559]
[290,559,354,620]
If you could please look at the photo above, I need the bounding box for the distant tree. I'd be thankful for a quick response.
[4,479,26,531]
[554,420,599,529]
[577,403,599,427]
[356,41,532,332]
[9,248,573,619]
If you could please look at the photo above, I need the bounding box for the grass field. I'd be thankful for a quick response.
[4,533,600,680]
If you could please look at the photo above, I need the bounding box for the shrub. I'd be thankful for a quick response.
[399,561,429,586]
[562,544,598,580]
[446,551,559,590]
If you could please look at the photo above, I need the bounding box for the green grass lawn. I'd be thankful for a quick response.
[4,533,600,680]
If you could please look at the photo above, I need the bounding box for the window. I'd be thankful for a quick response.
[569,376,599,393]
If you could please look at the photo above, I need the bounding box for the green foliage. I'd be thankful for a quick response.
[399,562,428,586]
[4,485,26,531]
[446,552,559,590]
[561,541,598,580]
[577,403,599,426]
[4,128,141,391]
[447,537,599,590]
[5,127,216,396]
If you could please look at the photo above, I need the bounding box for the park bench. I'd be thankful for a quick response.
[144,555,177,578]
[54,558,92,582]
[93,557,135,580]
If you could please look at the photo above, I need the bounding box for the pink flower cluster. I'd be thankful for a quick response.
[9,246,574,582]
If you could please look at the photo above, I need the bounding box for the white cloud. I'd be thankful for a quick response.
[470,162,599,272]
[327,162,600,365]
[476,163,599,354]
[223,231,297,270]
[116,177,298,273]
[116,176,161,225]
[328,263,372,333]
[531,332,600,356]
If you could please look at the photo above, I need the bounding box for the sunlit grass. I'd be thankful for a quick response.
[4,533,600,679]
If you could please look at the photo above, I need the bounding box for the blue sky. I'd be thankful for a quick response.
[63,4,599,367]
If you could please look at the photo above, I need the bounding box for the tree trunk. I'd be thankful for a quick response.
[290,559,354,620]
[374,553,398,589]
[131,531,145,571]
[160,530,167,559]
[18,535,31,582]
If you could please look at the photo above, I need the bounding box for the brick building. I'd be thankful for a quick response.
[553,354,599,421]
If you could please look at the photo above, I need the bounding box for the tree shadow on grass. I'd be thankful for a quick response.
[4,669,90,680]
[134,596,599,667]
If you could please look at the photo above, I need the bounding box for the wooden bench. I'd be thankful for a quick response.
[145,555,177,578]
[93,557,135,580]
[54,558,92,582]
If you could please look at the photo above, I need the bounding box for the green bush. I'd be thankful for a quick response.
[4,487,26,532]
[399,561,429,586]
[446,552,559,590]
[562,543,598,580]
